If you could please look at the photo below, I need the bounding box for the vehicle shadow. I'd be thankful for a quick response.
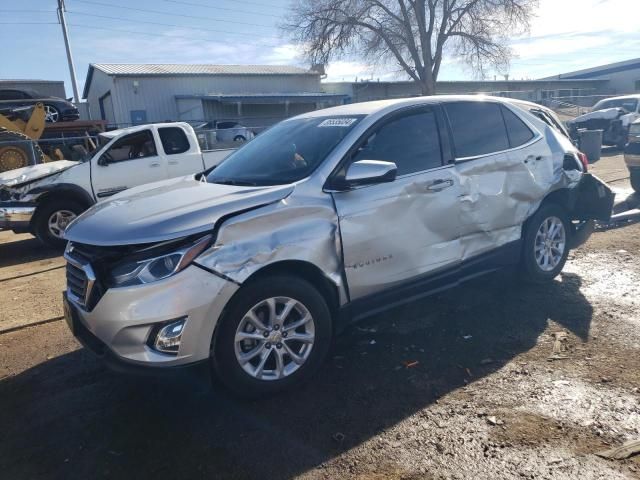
[0,270,593,480]
[0,234,60,269]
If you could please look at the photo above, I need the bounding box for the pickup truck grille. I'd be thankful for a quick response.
[64,244,97,309]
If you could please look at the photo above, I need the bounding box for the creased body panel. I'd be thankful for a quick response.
[195,189,348,304]
[332,167,461,300]
[456,129,581,260]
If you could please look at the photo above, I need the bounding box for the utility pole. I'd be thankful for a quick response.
[57,0,80,103]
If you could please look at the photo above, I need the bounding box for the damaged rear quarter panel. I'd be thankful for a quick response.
[456,121,581,259]
[195,189,347,304]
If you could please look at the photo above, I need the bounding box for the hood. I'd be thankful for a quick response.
[571,107,624,124]
[64,176,295,246]
[0,160,79,187]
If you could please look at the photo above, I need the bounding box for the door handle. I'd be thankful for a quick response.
[168,160,179,165]
[524,155,543,163]
[150,162,161,167]
[425,179,454,192]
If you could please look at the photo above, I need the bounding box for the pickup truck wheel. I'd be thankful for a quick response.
[34,200,85,249]
[631,170,640,193]
[233,135,246,142]
[520,204,571,283]
[212,275,332,397]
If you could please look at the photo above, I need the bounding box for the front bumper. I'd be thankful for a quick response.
[64,264,239,369]
[0,201,36,232]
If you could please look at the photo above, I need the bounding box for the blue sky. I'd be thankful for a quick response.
[2,0,639,97]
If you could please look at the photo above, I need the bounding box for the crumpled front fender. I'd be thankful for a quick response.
[195,192,348,305]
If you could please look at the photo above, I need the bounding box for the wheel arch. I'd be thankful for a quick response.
[30,184,94,230]
[241,260,341,318]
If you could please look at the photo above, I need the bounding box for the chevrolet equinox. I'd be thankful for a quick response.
[62,96,613,396]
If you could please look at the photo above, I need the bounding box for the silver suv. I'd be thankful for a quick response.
[62,96,613,396]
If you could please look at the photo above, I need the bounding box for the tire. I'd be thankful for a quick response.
[0,129,46,173]
[43,104,60,123]
[212,274,332,397]
[34,200,86,249]
[233,135,246,142]
[631,170,640,193]
[520,203,571,283]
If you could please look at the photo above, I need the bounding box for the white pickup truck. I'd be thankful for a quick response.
[0,122,234,247]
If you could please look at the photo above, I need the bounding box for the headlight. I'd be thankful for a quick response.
[630,123,640,136]
[109,234,212,287]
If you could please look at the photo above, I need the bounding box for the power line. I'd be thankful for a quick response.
[0,22,59,25]
[161,0,283,17]
[67,11,281,40]
[162,0,285,13]
[70,0,280,24]
[67,23,285,48]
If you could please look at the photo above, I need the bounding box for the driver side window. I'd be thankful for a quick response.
[353,109,443,176]
[104,130,157,163]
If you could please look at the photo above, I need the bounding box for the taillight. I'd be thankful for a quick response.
[577,151,588,171]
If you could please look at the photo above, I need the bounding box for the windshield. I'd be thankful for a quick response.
[207,115,363,186]
[593,98,638,112]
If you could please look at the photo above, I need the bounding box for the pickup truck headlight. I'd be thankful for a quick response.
[109,235,212,287]
[629,123,640,136]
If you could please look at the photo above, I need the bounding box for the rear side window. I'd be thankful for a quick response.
[159,127,190,155]
[353,110,443,175]
[501,106,535,147]
[445,102,509,158]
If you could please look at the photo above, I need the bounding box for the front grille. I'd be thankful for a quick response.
[66,262,88,303]
[64,244,97,309]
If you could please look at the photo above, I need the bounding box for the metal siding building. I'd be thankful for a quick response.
[543,57,640,95]
[0,79,67,98]
[82,64,345,128]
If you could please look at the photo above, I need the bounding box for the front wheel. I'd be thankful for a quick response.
[212,275,332,397]
[44,104,60,123]
[34,200,86,249]
[520,204,571,283]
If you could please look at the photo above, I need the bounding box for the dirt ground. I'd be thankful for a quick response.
[1,151,639,480]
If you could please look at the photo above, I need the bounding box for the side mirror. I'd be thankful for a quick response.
[97,154,109,166]
[341,160,397,189]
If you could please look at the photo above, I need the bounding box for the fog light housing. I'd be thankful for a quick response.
[151,318,187,354]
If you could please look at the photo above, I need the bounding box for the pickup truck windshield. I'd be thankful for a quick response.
[207,116,364,186]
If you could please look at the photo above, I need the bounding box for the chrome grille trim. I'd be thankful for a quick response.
[64,245,96,308]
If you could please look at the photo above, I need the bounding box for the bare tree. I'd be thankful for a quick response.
[283,0,538,95]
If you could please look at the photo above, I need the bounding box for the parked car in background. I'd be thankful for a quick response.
[192,120,255,143]
[61,96,613,397]
[0,88,79,123]
[624,119,640,192]
[569,94,640,148]
[0,122,233,247]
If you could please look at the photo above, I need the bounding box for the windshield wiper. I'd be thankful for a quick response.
[211,178,258,186]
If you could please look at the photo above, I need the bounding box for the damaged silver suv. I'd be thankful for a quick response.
[62,96,613,396]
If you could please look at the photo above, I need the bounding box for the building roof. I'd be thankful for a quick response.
[176,92,346,103]
[83,63,319,99]
[542,57,640,80]
[92,63,314,76]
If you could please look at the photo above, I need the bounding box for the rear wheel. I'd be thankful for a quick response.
[233,135,246,142]
[212,275,332,397]
[34,200,86,249]
[520,204,571,283]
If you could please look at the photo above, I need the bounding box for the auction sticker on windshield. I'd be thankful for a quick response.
[318,118,358,127]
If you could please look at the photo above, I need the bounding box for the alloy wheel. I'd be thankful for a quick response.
[47,209,77,239]
[44,105,60,123]
[234,296,315,381]
[534,216,566,272]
